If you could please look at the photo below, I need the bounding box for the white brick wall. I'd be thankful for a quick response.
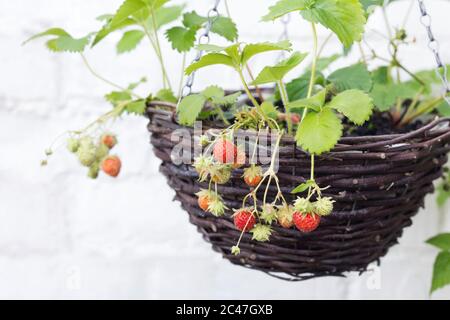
[1,0,450,299]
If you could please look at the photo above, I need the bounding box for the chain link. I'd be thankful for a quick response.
[417,0,450,106]
[181,0,222,97]
[276,14,291,62]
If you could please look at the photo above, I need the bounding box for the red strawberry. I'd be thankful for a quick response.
[293,212,321,233]
[233,209,256,232]
[101,155,122,177]
[213,138,237,164]
[291,113,301,124]
[232,147,246,169]
[101,134,117,149]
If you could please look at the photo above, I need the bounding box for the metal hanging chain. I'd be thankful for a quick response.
[276,13,291,62]
[180,0,222,98]
[417,0,450,106]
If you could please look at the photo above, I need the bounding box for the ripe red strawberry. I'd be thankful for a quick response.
[293,212,321,233]
[213,138,237,164]
[291,113,301,124]
[101,134,117,149]
[243,165,263,187]
[232,147,246,169]
[234,209,256,232]
[101,155,122,177]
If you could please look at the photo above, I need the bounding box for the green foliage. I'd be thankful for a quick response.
[177,86,240,126]
[263,0,366,48]
[166,11,238,53]
[166,26,198,52]
[327,89,374,125]
[261,101,279,119]
[296,107,342,155]
[327,63,372,92]
[281,71,325,101]
[427,232,450,294]
[427,234,450,251]
[185,41,293,75]
[24,28,91,53]
[314,54,340,72]
[289,89,326,113]
[117,30,145,53]
[430,251,450,294]
[155,88,177,103]
[291,179,316,194]
[252,52,308,85]
[370,82,416,112]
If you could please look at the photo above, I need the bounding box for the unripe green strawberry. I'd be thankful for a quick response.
[199,135,210,147]
[208,197,227,217]
[250,224,273,242]
[260,204,277,224]
[210,165,232,185]
[77,138,97,167]
[313,197,335,216]
[277,204,294,228]
[88,162,100,179]
[67,138,80,153]
[95,143,110,160]
[193,155,214,182]
[294,197,313,213]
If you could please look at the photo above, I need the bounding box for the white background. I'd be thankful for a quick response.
[1,0,450,299]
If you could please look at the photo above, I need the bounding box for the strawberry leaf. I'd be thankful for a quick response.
[109,0,148,28]
[182,11,207,28]
[125,99,146,115]
[92,17,135,46]
[211,92,241,106]
[23,28,69,45]
[326,89,374,125]
[301,0,366,48]
[24,28,91,53]
[241,40,292,65]
[144,5,184,31]
[185,53,235,75]
[117,30,145,53]
[291,179,316,194]
[296,107,342,155]
[252,51,308,85]
[262,0,307,21]
[211,17,238,42]
[327,63,372,92]
[261,101,279,119]
[155,89,177,103]
[427,233,450,251]
[430,251,450,294]
[201,85,225,100]
[177,94,207,126]
[289,89,326,113]
[165,26,198,53]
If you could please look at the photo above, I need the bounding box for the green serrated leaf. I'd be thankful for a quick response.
[291,180,316,194]
[211,17,239,42]
[23,28,69,45]
[117,30,145,53]
[182,11,207,28]
[371,66,390,84]
[252,51,308,85]
[427,233,450,251]
[296,107,342,155]
[289,89,326,113]
[109,0,147,28]
[211,92,241,106]
[327,89,374,125]
[155,89,177,103]
[301,0,366,48]
[165,26,198,53]
[196,44,226,52]
[430,251,450,294]
[262,0,307,21]
[185,53,235,75]
[177,94,207,126]
[282,71,325,101]
[125,99,146,115]
[328,63,372,92]
[92,17,136,47]
[241,40,292,65]
[105,91,133,105]
[370,83,417,112]
[261,101,279,119]
[201,85,225,100]
[314,54,340,72]
[145,5,184,31]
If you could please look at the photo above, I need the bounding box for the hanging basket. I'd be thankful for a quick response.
[146,96,450,281]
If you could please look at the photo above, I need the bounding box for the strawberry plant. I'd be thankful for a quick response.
[26,0,450,291]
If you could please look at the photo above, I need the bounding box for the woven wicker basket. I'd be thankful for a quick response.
[146,97,450,281]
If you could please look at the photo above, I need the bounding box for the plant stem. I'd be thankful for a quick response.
[277,80,292,135]
[80,54,142,99]
[303,22,318,124]
[310,154,315,180]
[246,64,264,102]
[177,53,187,99]
[150,9,172,90]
